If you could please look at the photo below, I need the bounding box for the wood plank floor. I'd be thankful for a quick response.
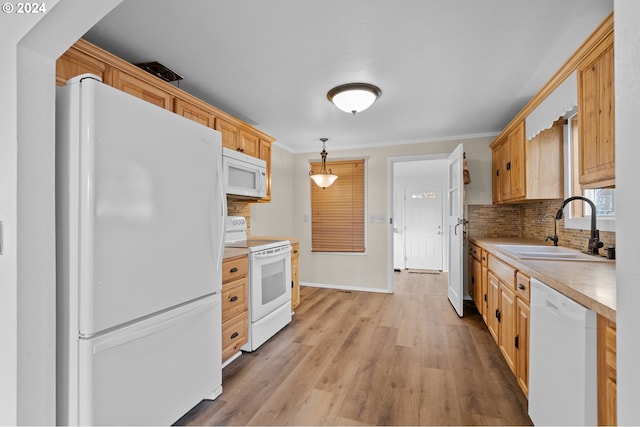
[175,271,532,426]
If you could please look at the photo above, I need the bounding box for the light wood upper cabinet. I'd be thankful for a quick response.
[216,119,260,157]
[491,119,564,203]
[56,46,107,86]
[109,68,173,110]
[492,121,526,203]
[174,98,216,129]
[216,118,240,151]
[578,32,615,188]
[489,13,614,203]
[525,119,565,200]
[56,39,276,202]
[259,139,272,201]
[238,129,260,157]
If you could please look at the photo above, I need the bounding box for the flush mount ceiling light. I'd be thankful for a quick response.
[309,138,338,189]
[327,83,382,115]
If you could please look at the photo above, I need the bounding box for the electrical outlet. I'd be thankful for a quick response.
[376,215,386,223]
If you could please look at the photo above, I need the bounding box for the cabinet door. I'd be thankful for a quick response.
[516,298,530,396]
[291,243,300,310]
[487,272,500,344]
[473,258,483,315]
[109,69,173,110]
[499,141,511,201]
[508,121,526,199]
[492,144,503,203]
[56,47,106,86]
[238,129,260,157]
[481,265,489,324]
[499,283,517,374]
[579,34,615,187]
[216,118,240,151]
[174,98,216,129]
[259,139,272,201]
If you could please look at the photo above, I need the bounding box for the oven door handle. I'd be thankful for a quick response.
[253,246,292,259]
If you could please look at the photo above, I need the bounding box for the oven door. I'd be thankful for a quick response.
[250,245,292,322]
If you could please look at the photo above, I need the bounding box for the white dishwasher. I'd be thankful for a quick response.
[529,278,597,426]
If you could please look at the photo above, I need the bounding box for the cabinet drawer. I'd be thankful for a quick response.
[515,272,530,303]
[488,255,516,289]
[222,277,248,322]
[222,256,248,283]
[222,312,248,362]
[480,249,488,266]
[469,243,481,260]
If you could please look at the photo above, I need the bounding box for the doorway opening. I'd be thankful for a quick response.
[387,144,465,317]
[388,155,448,292]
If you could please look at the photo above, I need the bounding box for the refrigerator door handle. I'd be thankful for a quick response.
[92,297,216,354]
[214,155,226,273]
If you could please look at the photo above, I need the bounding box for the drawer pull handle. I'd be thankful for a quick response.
[518,283,526,290]
[230,267,238,273]
[230,332,239,339]
[230,295,238,302]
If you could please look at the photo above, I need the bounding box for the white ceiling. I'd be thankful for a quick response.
[83,0,613,153]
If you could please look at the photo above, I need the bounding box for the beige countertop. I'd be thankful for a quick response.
[223,236,299,261]
[223,247,249,260]
[248,235,300,245]
[469,236,616,321]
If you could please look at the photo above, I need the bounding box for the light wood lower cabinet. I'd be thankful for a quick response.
[515,298,530,395]
[498,283,517,374]
[485,253,530,395]
[291,242,300,310]
[597,315,617,425]
[222,255,249,364]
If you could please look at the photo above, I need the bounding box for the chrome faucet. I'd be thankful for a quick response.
[541,213,558,246]
[555,196,604,255]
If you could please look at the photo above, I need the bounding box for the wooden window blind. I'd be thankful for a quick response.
[310,159,365,253]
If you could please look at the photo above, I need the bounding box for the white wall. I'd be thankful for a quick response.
[250,144,295,237]
[287,136,493,292]
[1,1,122,424]
[614,1,640,423]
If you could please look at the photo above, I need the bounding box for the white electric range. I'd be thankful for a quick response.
[224,217,292,351]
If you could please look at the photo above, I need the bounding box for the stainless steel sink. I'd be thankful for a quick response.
[497,244,610,262]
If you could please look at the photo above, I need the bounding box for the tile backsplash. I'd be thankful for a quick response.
[468,199,616,253]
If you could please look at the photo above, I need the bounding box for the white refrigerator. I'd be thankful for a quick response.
[56,75,225,426]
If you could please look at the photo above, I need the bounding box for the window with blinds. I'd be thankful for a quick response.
[310,159,365,253]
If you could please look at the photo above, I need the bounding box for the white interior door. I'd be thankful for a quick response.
[447,144,464,317]
[404,185,443,270]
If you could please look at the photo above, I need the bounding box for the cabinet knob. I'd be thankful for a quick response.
[230,267,238,273]
[230,295,238,302]
[230,332,239,339]
[518,283,526,290]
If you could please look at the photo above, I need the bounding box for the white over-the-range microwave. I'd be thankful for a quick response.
[222,147,267,198]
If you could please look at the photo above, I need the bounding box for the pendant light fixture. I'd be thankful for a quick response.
[327,83,382,115]
[309,138,338,189]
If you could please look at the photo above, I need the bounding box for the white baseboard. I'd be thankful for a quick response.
[300,281,392,294]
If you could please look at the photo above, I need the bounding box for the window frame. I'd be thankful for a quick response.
[563,109,616,232]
